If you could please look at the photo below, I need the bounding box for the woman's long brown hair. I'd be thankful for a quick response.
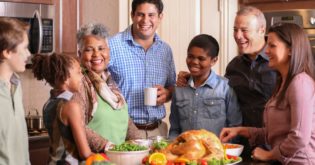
[268,23,315,106]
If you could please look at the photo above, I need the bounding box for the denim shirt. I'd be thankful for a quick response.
[169,70,242,138]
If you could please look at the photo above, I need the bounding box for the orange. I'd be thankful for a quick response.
[223,144,228,160]
[174,157,190,163]
[148,152,167,165]
[93,154,106,161]
[85,154,106,165]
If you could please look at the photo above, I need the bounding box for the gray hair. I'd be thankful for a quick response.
[77,23,109,50]
[237,6,266,30]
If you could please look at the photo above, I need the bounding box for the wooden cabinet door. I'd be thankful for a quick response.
[61,0,79,56]
[2,0,53,4]
[54,0,80,55]
[239,0,315,11]
[240,0,285,4]
[29,136,50,165]
[239,0,314,5]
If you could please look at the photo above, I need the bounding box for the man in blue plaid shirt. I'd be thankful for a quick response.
[108,0,176,138]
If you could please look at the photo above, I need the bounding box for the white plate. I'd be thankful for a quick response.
[227,157,242,165]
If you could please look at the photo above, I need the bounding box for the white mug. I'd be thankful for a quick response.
[144,87,158,106]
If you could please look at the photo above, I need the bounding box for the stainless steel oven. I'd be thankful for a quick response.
[264,9,315,57]
[0,2,55,56]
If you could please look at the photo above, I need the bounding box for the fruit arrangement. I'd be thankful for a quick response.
[141,129,243,165]
[142,152,242,165]
[142,152,241,165]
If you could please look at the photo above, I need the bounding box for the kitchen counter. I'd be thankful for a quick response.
[28,134,281,165]
[29,134,50,165]
[29,133,49,142]
[239,158,281,165]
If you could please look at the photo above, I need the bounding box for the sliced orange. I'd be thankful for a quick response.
[174,157,190,163]
[93,154,106,161]
[85,154,106,165]
[148,152,167,165]
[223,144,228,160]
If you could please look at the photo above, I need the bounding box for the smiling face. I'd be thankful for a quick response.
[7,32,31,73]
[234,14,265,56]
[265,32,291,71]
[79,35,110,75]
[186,47,217,82]
[66,60,83,92]
[131,2,162,41]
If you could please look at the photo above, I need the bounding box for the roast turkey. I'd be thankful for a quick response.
[161,129,224,161]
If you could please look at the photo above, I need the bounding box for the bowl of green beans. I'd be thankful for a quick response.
[105,142,149,165]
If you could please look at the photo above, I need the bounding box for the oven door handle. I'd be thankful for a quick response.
[33,10,43,54]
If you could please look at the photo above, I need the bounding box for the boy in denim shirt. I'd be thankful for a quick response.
[169,34,242,138]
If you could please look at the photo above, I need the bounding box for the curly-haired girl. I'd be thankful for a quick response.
[32,53,93,164]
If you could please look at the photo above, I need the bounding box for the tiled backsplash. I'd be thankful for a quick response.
[19,69,51,116]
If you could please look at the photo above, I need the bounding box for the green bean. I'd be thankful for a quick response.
[152,140,169,150]
[110,142,147,151]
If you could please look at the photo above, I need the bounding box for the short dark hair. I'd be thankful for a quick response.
[131,0,164,15]
[0,17,29,63]
[187,34,220,58]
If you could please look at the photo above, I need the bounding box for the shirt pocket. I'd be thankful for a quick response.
[175,99,190,120]
[202,99,225,119]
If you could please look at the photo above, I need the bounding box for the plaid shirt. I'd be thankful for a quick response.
[108,26,176,124]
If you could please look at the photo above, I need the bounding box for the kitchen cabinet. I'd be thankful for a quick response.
[1,0,53,4]
[29,135,50,165]
[2,0,79,55]
[239,0,315,11]
[54,0,81,55]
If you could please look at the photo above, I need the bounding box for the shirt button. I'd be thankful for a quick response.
[195,93,198,96]
[211,101,214,105]
[194,111,197,114]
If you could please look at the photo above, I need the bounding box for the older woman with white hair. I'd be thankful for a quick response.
[74,23,141,152]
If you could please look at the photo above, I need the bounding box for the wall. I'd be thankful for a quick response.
[81,0,120,35]
[20,70,51,115]
[166,0,237,75]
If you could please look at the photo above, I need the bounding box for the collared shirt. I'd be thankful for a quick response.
[225,49,277,127]
[109,26,176,124]
[0,74,30,165]
[169,70,242,138]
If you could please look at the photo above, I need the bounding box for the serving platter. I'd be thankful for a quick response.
[227,157,242,165]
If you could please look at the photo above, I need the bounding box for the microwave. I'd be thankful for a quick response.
[264,9,315,58]
[0,2,55,55]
